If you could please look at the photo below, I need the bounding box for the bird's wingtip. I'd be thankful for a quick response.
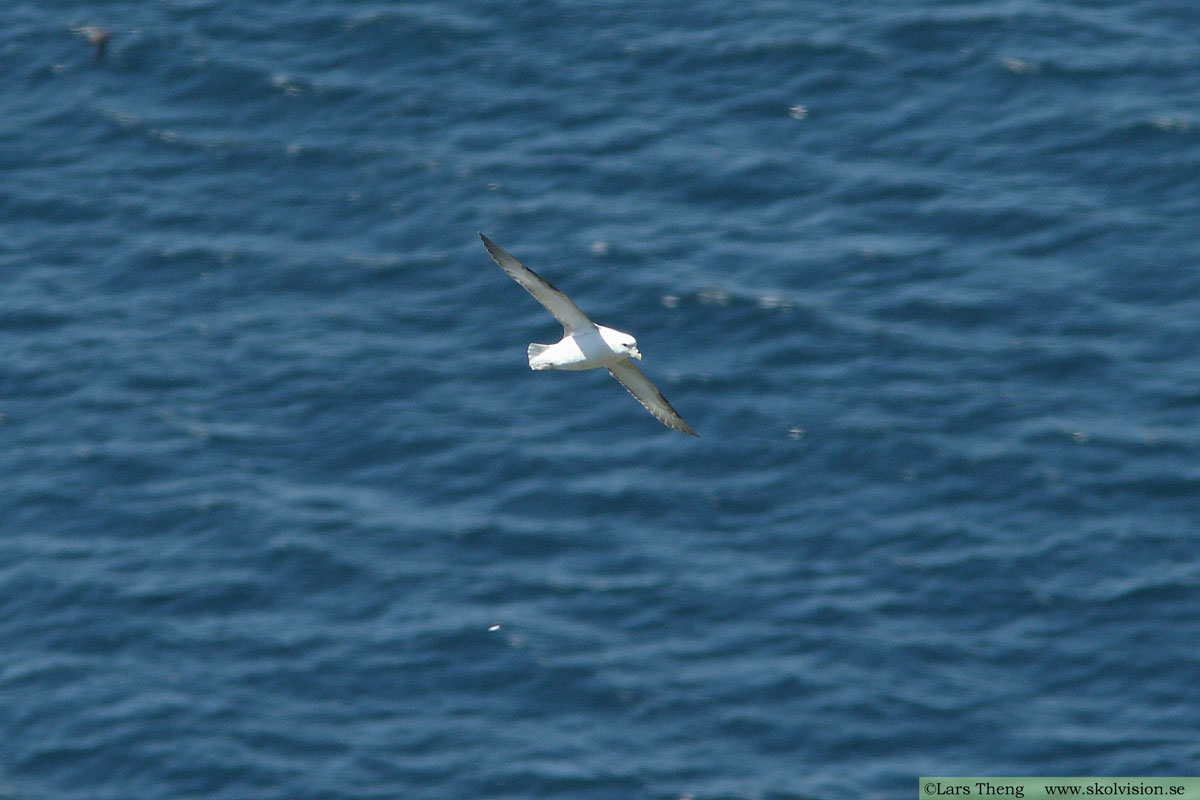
[479,232,502,255]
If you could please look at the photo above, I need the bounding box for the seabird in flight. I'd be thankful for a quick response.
[480,233,697,436]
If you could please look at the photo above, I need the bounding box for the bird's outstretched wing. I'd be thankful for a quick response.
[607,359,697,436]
[480,233,595,334]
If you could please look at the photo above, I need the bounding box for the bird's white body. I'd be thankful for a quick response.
[528,325,642,371]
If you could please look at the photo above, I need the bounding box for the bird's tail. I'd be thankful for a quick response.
[527,342,552,369]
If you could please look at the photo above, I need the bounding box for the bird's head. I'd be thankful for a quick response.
[600,328,642,360]
[618,334,642,360]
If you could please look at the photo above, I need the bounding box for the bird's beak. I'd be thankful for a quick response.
[633,349,643,360]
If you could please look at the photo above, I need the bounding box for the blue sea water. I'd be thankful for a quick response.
[3,1,1200,798]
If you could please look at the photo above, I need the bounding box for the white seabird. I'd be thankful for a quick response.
[480,233,697,436]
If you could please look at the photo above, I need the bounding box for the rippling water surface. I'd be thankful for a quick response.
[3,2,1200,798]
